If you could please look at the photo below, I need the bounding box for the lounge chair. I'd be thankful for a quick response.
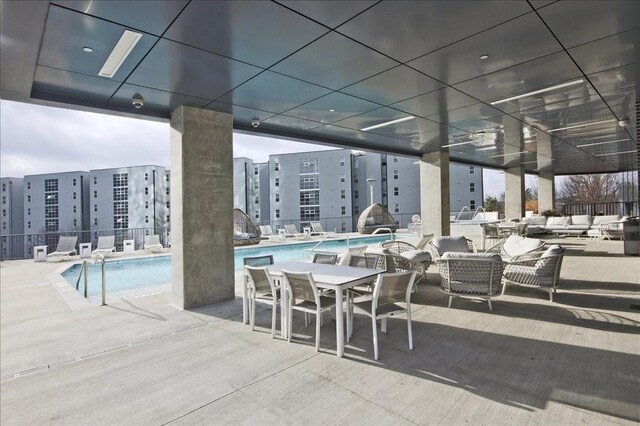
[259,225,283,242]
[309,221,333,237]
[381,240,432,279]
[284,224,305,239]
[337,245,367,266]
[144,234,163,252]
[92,236,116,256]
[47,236,78,260]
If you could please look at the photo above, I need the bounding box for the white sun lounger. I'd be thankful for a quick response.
[47,236,78,260]
[144,234,164,252]
[92,236,116,256]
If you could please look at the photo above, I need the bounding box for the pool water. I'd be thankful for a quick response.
[61,234,404,301]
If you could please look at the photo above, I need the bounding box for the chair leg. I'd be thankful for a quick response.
[549,290,554,302]
[407,308,413,351]
[288,305,293,343]
[271,299,277,338]
[315,308,321,352]
[280,298,286,338]
[250,295,256,331]
[372,316,379,361]
[487,298,493,312]
[304,312,309,327]
[501,282,507,295]
[346,291,352,343]
[448,295,453,308]
[381,317,387,334]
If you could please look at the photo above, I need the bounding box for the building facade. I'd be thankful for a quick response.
[1,177,25,259]
[22,171,89,256]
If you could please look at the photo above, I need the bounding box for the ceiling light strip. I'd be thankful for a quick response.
[489,151,528,158]
[99,29,143,78]
[361,116,415,132]
[595,150,637,157]
[548,119,615,133]
[490,79,584,105]
[576,138,629,148]
[441,141,476,148]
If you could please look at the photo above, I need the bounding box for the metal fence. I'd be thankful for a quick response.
[560,201,638,217]
[0,227,170,261]
[258,212,421,234]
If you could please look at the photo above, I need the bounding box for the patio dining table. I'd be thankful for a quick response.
[265,261,384,358]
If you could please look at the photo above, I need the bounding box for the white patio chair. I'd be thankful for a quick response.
[337,245,367,266]
[281,270,336,351]
[144,234,163,252]
[350,271,417,360]
[284,224,304,239]
[47,236,78,259]
[485,235,545,261]
[244,264,282,338]
[309,221,333,236]
[428,236,477,260]
[312,252,338,265]
[92,236,116,256]
[259,225,283,241]
[502,244,565,302]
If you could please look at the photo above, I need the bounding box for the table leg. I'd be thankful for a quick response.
[242,274,248,325]
[335,288,344,357]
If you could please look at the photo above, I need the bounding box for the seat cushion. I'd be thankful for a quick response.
[441,252,501,261]
[523,216,547,226]
[400,250,431,264]
[571,215,592,226]
[566,224,589,230]
[592,215,620,226]
[547,216,571,227]
[431,236,471,256]
[502,235,543,258]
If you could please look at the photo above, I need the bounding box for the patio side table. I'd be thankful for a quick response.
[34,245,47,262]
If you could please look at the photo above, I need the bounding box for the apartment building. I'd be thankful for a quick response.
[89,165,169,232]
[23,171,89,256]
[1,177,25,259]
[269,149,353,232]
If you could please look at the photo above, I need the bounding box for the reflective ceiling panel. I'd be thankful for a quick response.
[126,39,262,101]
[407,12,561,85]
[51,0,187,35]
[271,32,398,90]
[1,0,637,175]
[337,0,530,62]
[163,0,329,68]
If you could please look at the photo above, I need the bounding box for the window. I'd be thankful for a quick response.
[1,184,5,192]
[393,156,398,162]
[94,204,97,212]
[113,187,127,201]
[254,183,259,190]
[73,218,77,227]
[145,216,149,224]
[2,222,5,230]
[470,183,475,193]
[166,173,169,182]
[354,160,359,169]
[145,201,149,209]
[114,216,128,229]
[1,209,5,217]
[144,187,149,195]
[27,182,31,190]
[73,192,76,200]
[255,213,259,219]
[44,179,58,192]
[382,159,387,166]
[341,222,347,232]
[275,178,279,187]
[275,209,280,218]
[355,206,360,214]
[166,215,170,222]
[394,204,399,213]
[27,208,31,215]
[340,158,345,166]
[394,187,399,196]
[300,191,319,206]
[28,221,31,229]
[354,176,359,183]
[470,200,476,209]
[45,193,58,205]
[45,219,58,232]
[166,201,170,209]
[255,196,259,204]
[73,178,76,186]
[341,206,346,215]
[393,170,399,180]
[469,166,475,175]
[354,190,359,199]
[254,167,259,175]
[94,177,97,184]
[113,173,127,187]
[72,206,76,213]
[341,190,345,199]
[274,162,280,172]
[94,191,97,198]
[144,172,149,181]
[275,194,280,202]
[94,218,98,226]
[165,188,169,196]
[340,174,345,183]
[27,195,31,202]
[1,196,5,204]
[113,201,128,215]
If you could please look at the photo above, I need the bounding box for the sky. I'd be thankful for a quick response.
[0,99,506,197]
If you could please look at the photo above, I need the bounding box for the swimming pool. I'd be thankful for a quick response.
[61,234,404,301]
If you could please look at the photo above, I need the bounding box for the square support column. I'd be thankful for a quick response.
[505,166,525,221]
[170,106,234,309]
[538,171,555,213]
[420,151,450,236]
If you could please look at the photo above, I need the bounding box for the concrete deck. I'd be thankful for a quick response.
[1,237,639,425]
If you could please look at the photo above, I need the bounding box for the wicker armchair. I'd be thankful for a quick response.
[484,235,545,261]
[381,241,432,279]
[428,236,477,260]
[437,253,504,311]
[502,245,565,302]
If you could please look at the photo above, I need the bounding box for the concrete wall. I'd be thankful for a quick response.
[0,177,25,259]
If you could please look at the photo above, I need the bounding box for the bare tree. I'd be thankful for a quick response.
[557,174,619,203]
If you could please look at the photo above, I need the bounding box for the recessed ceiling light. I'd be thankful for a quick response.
[476,146,497,151]
[329,109,335,112]
[520,160,538,164]
[480,54,489,60]
[548,119,616,133]
[83,46,93,53]
[361,116,415,132]
[490,79,584,105]
[576,138,629,148]
[99,29,142,78]
[595,150,637,157]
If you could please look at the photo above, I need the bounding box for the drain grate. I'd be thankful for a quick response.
[630,304,640,311]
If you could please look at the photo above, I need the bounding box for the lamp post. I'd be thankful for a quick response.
[366,178,376,205]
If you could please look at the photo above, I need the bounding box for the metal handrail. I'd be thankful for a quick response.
[305,233,337,258]
[80,253,107,306]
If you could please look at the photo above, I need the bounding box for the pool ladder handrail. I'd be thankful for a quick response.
[304,233,337,258]
[79,253,108,306]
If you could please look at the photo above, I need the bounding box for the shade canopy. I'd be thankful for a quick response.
[233,208,261,246]
[1,1,637,175]
[357,203,398,234]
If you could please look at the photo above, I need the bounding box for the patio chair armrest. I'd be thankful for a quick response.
[484,240,504,254]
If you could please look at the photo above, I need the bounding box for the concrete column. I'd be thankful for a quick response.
[170,106,234,309]
[505,166,525,220]
[538,171,555,212]
[420,151,450,236]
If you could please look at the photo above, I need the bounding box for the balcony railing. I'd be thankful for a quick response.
[559,201,638,217]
